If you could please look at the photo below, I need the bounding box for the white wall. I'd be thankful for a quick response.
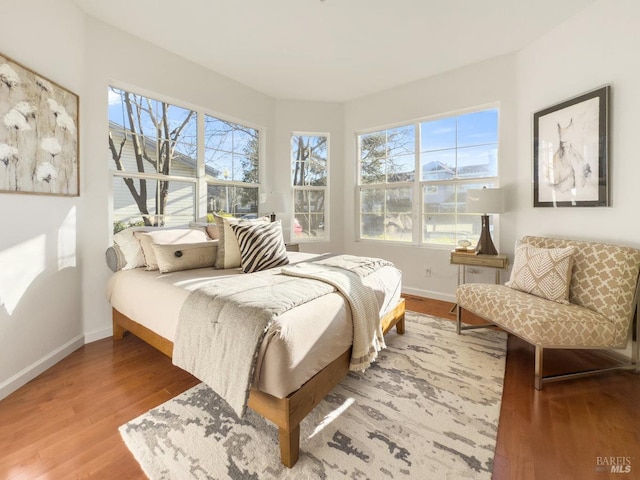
[513,0,640,248]
[0,0,86,399]
[343,54,518,301]
[343,0,640,301]
[273,100,345,253]
[80,18,276,342]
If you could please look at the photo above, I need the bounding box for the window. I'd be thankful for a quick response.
[291,134,328,240]
[204,115,260,218]
[359,126,415,242]
[108,87,261,233]
[357,107,498,246]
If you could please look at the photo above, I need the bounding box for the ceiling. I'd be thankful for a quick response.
[72,0,597,103]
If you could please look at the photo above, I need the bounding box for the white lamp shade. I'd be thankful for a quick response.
[466,188,504,214]
[264,192,287,213]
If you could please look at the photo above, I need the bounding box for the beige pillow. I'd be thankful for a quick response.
[134,228,210,270]
[205,224,220,240]
[506,243,576,304]
[213,213,270,269]
[189,221,220,240]
[151,241,218,273]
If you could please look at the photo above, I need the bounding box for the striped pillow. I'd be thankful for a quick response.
[230,220,290,273]
[506,244,576,304]
[212,213,270,269]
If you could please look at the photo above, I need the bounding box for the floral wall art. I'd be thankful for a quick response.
[0,52,79,196]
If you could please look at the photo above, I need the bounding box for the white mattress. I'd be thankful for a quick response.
[106,252,402,398]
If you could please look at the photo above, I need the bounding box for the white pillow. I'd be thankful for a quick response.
[112,226,155,270]
[134,227,210,271]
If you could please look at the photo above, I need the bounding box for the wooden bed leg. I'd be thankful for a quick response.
[382,298,406,336]
[113,316,125,340]
[396,313,406,335]
[279,424,300,468]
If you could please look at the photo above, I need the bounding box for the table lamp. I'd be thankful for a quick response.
[465,187,504,255]
[264,192,287,222]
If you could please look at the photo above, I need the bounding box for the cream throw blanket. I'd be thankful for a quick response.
[281,255,393,371]
[173,255,393,417]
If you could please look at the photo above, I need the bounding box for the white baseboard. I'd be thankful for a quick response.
[402,287,455,304]
[0,334,85,402]
[84,326,113,344]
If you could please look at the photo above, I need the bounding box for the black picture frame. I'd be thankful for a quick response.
[533,86,609,207]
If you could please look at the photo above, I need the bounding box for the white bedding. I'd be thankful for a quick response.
[106,252,402,399]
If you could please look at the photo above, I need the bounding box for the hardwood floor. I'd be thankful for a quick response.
[0,333,197,479]
[403,295,640,480]
[1,296,638,479]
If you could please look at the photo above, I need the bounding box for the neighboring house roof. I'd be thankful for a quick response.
[422,160,455,176]
[422,160,492,179]
[458,164,489,177]
[109,121,220,178]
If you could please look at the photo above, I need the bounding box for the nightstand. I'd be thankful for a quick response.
[449,251,509,316]
[285,243,300,252]
[450,251,509,285]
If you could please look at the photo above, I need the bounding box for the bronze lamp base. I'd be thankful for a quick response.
[475,214,498,255]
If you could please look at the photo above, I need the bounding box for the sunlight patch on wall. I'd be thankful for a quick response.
[0,235,46,314]
[58,206,76,270]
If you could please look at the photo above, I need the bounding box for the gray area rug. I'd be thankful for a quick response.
[119,311,507,479]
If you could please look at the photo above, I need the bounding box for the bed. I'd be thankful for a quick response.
[107,238,405,467]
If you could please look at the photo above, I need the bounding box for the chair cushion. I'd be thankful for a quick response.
[457,283,619,348]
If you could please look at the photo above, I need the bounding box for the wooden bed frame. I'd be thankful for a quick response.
[112,298,405,468]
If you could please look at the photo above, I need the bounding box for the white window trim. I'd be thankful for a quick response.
[108,81,265,228]
[202,112,265,219]
[355,103,500,248]
[291,131,330,243]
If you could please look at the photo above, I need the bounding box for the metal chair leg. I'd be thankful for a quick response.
[633,304,639,373]
[535,346,543,390]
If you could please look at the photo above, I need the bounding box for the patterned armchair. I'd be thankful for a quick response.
[456,236,640,389]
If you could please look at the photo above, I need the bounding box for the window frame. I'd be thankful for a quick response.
[108,82,265,231]
[355,104,499,248]
[203,111,264,219]
[291,131,330,243]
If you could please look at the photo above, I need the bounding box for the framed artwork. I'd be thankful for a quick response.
[533,85,609,207]
[0,52,79,196]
